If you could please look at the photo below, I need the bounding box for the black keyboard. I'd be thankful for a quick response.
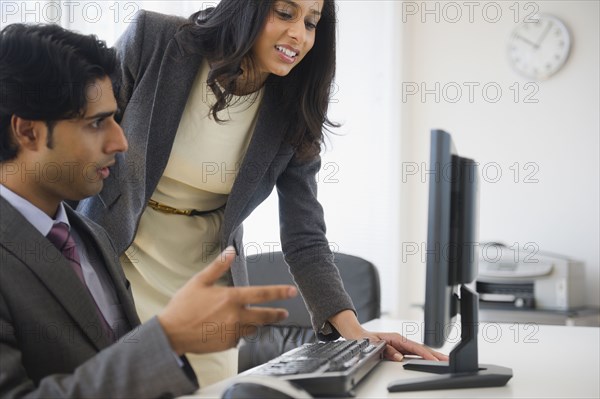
[247,339,386,396]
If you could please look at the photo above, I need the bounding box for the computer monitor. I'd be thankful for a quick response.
[388,129,513,392]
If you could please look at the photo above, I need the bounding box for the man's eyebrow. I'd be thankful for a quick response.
[83,110,117,120]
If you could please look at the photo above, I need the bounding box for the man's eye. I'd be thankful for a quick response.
[91,119,104,129]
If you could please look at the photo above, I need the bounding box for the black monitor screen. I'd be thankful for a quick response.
[423,129,479,348]
[388,129,512,392]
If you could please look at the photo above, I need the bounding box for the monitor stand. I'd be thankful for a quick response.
[387,285,513,392]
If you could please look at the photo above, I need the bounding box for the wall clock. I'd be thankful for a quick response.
[508,14,572,80]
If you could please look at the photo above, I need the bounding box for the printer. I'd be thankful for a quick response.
[475,243,585,311]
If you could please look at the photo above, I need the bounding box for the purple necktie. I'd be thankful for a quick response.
[47,222,114,342]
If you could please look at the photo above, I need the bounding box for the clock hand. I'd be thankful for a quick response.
[514,34,538,48]
[535,21,554,47]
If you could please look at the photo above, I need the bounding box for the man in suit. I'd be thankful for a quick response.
[0,24,297,398]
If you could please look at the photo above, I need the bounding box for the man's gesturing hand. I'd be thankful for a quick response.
[158,247,297,355]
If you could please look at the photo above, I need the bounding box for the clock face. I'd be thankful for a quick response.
[508,14,571,80]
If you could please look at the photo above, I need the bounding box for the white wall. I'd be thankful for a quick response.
[398,0,600,316]
[1,2,212,44]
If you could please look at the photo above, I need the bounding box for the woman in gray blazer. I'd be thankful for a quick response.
[79,0,445,384]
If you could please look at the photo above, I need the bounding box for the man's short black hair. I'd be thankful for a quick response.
[0,24,117,161]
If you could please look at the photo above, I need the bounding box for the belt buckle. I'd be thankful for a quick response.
[148,199,192,216]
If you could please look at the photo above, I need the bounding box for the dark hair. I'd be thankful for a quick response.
[180,0,339,159]
[0,24,117,162]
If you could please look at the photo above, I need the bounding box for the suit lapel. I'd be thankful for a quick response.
[144,31,204,197]
[0,198,112,350]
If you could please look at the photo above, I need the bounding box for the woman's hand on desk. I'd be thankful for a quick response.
[360,331,448,362]
[329,310,447,362]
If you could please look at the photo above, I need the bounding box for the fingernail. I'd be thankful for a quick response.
[288,286,298,297]
[281,310,289,319]
[393,353,404,362]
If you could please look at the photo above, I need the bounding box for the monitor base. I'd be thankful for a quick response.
[387,361,512,392]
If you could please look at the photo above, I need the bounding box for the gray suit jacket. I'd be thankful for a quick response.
[78,10,354,337]
[0,197,197,398]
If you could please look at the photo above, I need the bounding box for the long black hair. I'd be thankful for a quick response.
[179,0,339,160]
[0,24,117,161]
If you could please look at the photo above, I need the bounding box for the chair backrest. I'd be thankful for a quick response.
[238,251,381,372]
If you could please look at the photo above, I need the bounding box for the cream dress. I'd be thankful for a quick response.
[121,61,263,387]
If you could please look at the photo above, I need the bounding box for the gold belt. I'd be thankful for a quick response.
[148,199,222,217]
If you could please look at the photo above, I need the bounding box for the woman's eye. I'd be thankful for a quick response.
[305,21,317,30]
[276,10,293,20]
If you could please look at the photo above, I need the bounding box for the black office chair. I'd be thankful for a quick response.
[238,251,381,372]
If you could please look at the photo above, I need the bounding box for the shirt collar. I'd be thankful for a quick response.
[0,185,70,236]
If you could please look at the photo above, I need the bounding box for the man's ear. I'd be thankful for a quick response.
[10,115,46,151]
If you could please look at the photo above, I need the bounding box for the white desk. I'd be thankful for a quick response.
[184,318,600,398]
